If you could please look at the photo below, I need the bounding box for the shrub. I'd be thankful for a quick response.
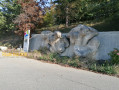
[67,59,80,68]
[108,48,119,64]
[89,63,116,74]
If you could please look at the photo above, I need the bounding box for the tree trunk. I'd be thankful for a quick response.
[66,7,69,27]
[50,0,53,5]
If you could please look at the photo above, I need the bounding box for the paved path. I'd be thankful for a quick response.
[0,56,119,90]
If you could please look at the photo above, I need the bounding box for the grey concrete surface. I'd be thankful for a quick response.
[0,56,119,90]
[95,31,119,60]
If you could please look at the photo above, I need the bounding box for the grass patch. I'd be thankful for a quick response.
[27,49,118,76]
[89,63,116,74]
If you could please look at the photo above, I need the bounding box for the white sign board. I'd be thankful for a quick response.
[23,30,30,52]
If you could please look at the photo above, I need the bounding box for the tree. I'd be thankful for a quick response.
[44,5,55,27]
[13,0,47,36]
[0,12,6,30]
[0,0,21,34]
[54,0,77,27]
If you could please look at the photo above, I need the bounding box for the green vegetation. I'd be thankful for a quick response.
[0,0,119,35]
[42,0,119,31]
[0,0,21,34]
[108,49,119,64]
[27,49,119,76]
[89,63,116,74]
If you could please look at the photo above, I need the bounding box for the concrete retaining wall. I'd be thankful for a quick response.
[29,31,119,60]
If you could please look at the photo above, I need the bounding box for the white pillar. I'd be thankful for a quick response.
[23,30,30,52]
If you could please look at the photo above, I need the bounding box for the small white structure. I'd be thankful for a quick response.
[23,30,30,52]
[0,46,8,51]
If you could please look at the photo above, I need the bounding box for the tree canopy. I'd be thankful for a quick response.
[13,0,46,36]
[0,0,119,35]
[0,0,21,34]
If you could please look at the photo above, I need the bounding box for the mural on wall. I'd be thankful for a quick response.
[29,24,100,60]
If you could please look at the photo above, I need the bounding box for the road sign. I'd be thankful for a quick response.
[23,30,30,52]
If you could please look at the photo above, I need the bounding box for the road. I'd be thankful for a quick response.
[0,55,119,90]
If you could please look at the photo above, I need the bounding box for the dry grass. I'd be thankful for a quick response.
[0,34,22,48]
[36,17,119,34]
[35,22,101,34]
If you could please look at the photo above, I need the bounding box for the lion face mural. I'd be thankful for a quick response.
[29,24,100,60]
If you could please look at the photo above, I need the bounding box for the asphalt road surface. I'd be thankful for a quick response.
[0,55,119,90]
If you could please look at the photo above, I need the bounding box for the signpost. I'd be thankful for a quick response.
[23,30,30,52]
